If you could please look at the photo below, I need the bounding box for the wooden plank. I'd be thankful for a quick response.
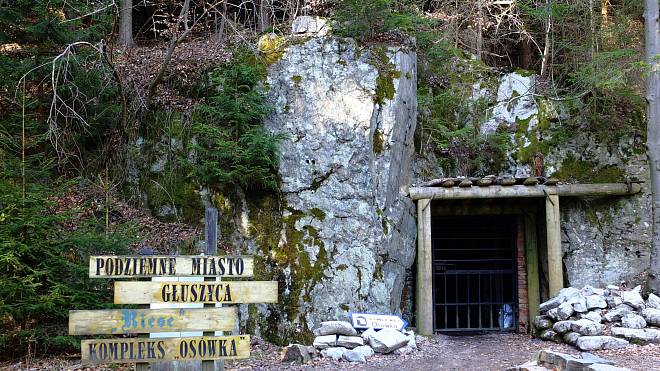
[203,207,222,371]
[416,199,433,336]
[408,183,641,200]
[545,194,563,297]
[68,308,237,335]
[114,281,278,304]
[524,213,540,332]
[80,335,249,364]
[89,255,253,278]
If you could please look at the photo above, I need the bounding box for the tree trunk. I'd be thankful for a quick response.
[119,0,133,47]
[259,0,271,33]
[645,0,660,293]
[540,0,552,77]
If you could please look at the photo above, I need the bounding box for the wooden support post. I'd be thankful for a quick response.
[524,213,540,330]
[416,199,433,335]
[545,194,563,297]
[202,207,224,371]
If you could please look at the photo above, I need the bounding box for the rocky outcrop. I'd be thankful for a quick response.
[235,28,417,341]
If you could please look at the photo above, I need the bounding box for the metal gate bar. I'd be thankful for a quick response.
[432,216,518,332]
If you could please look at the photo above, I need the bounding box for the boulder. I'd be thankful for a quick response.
[557,302,575,320]
[321,347,346,361]
[533,315,553,330]
[540,287,580,312]
[587,365,631,371]
[605,295,623,309]
[563,332,581,346]
[540,296,564,313]
[647,293,660,309]
[621,313,646,329]
[539,329,561,342]
[573,297,589,313]
[603,307,631,322]
[368,328,409,353]
[621,290,645,310]
[352,345,375,358]
[361,327,377,342]
[336,335,364,349]
[547,308,560,321]
[395,332,417,355]
[643,308,660,326]
[313,335,337,349]
[586,295,608,310]
[580,352,615,366]
[536,349,577,369]
[571,319,605,336]
[552,321,575,334]
[342,349,366,363]
[281,344,316,363]
[314,321,357,336]
[507,360,547,371]
[582,311,602,323]
[576,336,628,351]
[611,327,660,343]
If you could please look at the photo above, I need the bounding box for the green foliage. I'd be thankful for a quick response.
[190,50,283,191]
[333,0,394,39]
[0,180,132,358]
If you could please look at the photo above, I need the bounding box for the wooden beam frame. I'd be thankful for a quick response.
[545,194,563,296]
[416,199,433,336]
[408,183,641,200]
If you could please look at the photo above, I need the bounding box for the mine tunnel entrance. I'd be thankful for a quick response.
[432,215,518,332]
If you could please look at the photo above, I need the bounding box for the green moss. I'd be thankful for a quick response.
[374,262,383,280]
[514,68,536,77]
[336,264,348,271]
[370,46,401,105]
[340,304,350,311]
[381,218,389,235]
[291,75,302,84]
[245,195,330,345]
[336,59,348,66]
[257,34,287,65]
[553,155,625,183]
[373,129,384,154]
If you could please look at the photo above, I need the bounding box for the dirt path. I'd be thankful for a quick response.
[6,333,660,370]
[227,333,660,371]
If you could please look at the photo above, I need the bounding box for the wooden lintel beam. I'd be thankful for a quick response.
[408,183,641,200]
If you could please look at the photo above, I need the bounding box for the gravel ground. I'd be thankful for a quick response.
[4,333,660,370]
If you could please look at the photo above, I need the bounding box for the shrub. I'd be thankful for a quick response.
[0,180,132,358]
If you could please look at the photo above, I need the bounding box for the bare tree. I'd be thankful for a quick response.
[119,0,133,47]
[645,0,660,293]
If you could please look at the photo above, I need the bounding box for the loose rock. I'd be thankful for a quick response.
[281,344,316,363]
[313,335,337,349]
[361,328,377,342]
[368,328,409,353]
[576,336,628,351]
[533,315,553,330]
[336,335,364,349]
[539,329,561,342]
[321,347,345,361]
[352,345,375,358]
[580,352,615,366]
[314,321,357,336]
[557,302,575,320]
[603,307,631,322]
[571,319,605,336]
[586,295,608,310]
[552,321,574,334]
[582,311,602,323]
[647,293,660,309]
[621,313,646,329]
[611,327,660,343]
[621,290,645,310]
[342,349,366,363]
[563,332,581,346]
[642,308,660,326]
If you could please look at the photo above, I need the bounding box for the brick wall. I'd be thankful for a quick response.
[517,217,529,334]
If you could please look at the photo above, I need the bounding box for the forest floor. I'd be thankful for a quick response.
[6,333,660,370]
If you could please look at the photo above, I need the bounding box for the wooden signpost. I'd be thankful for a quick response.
[69,308,237,335]
[68,207,279,368]
[114,281,278,304]
[81,335,250,364]
[89,255,254,278]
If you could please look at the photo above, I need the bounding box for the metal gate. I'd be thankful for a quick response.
[432,216,517,332]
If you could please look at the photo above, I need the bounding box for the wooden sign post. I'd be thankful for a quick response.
[68,206,279,369]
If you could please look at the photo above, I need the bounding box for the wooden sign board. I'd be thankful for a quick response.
[114,281,278,304]
[81,335,249,364]
[89,256,253,278]
[69,307,237,335]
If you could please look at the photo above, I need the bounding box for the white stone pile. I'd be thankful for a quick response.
[509,349,630,371]
[311,321,417,363]
[533,285,660,351]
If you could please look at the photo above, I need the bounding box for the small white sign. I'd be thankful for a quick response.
[349,313,408,331]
